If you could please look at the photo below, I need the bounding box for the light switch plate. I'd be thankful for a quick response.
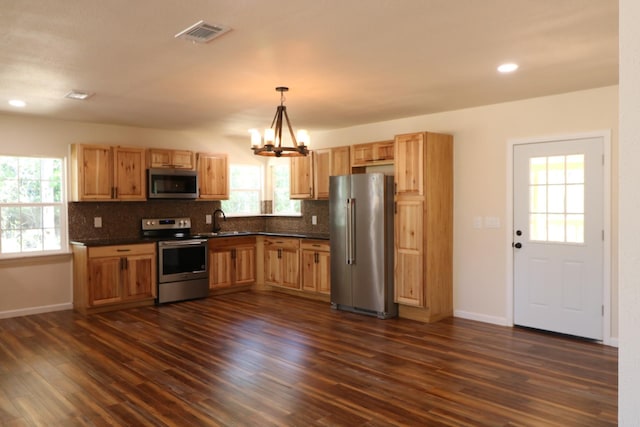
[312,215,317,225]
[484,216,501,229]
[94,217,102,228]
[206,214,212,224]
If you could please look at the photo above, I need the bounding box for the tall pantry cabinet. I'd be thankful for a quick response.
[394,132,453,323]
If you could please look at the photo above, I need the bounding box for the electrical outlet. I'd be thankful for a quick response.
[206,214,212,224]
[94,217,102,228]
[312,215,317,225]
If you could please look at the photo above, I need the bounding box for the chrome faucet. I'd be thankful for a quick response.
[212,208,226,232]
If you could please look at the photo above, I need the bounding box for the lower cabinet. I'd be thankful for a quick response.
[209,237,256,289]
[301,240,330,294]
[264,237,300,289]
[72,243,156,314]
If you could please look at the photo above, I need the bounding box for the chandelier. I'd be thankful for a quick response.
[250,87,310,157]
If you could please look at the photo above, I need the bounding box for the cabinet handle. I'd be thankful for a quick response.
[277,248,282,259]
[314,252,319,263]
[116,249,131,252]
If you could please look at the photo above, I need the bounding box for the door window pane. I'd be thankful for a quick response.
[528,154,585,243]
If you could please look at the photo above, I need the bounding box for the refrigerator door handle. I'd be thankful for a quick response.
[346,198,352,264]
[347,198,356,264]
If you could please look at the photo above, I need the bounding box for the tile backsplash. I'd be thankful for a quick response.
[68,200,329,241]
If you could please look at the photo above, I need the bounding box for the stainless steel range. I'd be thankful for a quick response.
[142,217,209,304]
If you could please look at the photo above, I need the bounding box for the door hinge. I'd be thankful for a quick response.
[602,305,605,316]
[602,230,605,241]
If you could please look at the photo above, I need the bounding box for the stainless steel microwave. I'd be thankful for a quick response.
[147,168,198,199]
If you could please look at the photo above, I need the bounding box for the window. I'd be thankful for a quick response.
[529,154,585,243]
[221,165,261,215]
[0,156,66,257]
[272,163,300,215]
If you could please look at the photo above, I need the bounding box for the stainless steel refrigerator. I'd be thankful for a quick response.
[330,173,397,319]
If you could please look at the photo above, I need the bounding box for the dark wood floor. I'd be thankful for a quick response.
[0,291,617,426]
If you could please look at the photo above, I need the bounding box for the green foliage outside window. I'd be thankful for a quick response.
[0,156,64,255]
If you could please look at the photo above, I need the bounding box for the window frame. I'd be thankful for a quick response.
[0,155,68,259]
[221,164,263,216]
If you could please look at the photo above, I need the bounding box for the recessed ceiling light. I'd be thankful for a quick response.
[8,99,26,108]
[64,90,94,100]
[497,63,519,73]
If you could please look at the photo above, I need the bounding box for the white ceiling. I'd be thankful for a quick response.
[0,0,618,138]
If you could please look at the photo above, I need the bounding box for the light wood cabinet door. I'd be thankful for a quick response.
[235,246,256,285]
[301,248,331,294]
[290,154,314,199]
[394,199,425,306]
[113,146,146,200]
[210,248,233,289]
[281,247,300,289]
[264,238,300,289]
[149,149,195,169]
[351,140,394,167]
[264,245,283,285]
[331,146,351,176]
[395,133,424,196]
[88,256,123,306]
[314,149,331,199]
[71,144,113,201]
[197,153,229,200]
[123,254,156,299]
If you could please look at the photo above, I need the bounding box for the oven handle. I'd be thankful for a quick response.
[159,240,207,247]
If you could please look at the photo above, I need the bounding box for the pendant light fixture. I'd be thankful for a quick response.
[250,86,309,157]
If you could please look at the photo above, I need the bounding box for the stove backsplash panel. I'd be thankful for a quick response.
[68,200,329,241]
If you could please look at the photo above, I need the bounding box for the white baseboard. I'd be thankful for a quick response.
[454,310,510,326]
[0,303,73,319]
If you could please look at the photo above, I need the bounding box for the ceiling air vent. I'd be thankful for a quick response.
[175,20,231,43]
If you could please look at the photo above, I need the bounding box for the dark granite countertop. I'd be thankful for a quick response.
[70,231,330,247]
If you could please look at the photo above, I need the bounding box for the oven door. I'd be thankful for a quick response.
[158,239,208,283]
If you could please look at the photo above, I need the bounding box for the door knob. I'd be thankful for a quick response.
[514,242,522,249]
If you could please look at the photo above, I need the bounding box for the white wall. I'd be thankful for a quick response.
[312,86,619,337]
[618,0,639,423]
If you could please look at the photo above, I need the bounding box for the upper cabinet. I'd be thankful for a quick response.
[290,153,314,199]
[351,140,394,167]
[197,152,229,200]
[70,144,146,201]
[314,146,350,200]
[148,149,195,169]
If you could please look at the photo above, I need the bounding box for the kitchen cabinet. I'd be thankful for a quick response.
[197,152,229,200]
[70,144,147,201]
[209,237,256,289]
[394,131,453,322]
[290,153,314,199]
[148,149,195,169]
[264,237,300,289]
[351,140,394,167]
[301,240,330,294]
[72,243,156,314]
[314,146,350,199]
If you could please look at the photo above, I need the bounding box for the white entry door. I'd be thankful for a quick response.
[513,137,604,340]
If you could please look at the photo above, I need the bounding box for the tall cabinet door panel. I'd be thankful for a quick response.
[290,154,314,199]
[197,153,229,200]
[281,248,300,289]
[395,133,424,196]
[394,199,424,307]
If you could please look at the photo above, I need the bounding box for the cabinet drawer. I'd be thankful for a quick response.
[301,240,330,252]
[88,243,155,258]
[263,237,300,250]
[209,236,255,248]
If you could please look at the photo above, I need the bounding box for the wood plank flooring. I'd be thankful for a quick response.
[0,291,617,426]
